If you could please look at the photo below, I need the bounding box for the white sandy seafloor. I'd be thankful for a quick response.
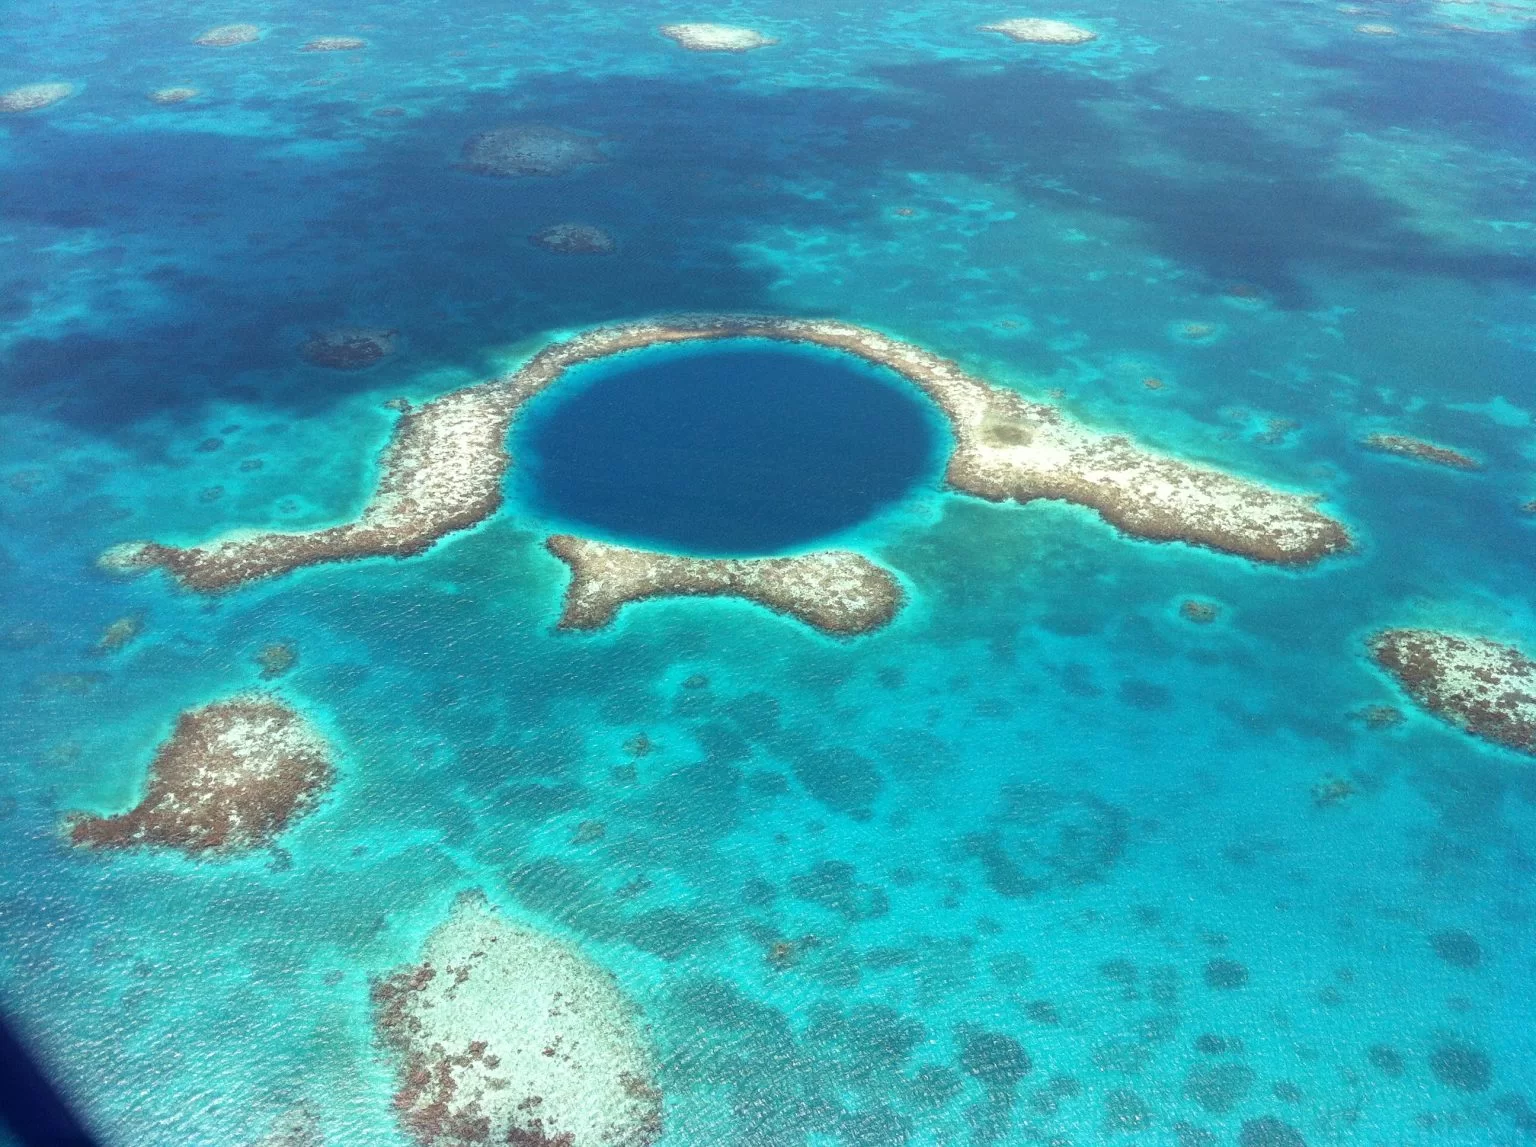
[2,0,1536,1144]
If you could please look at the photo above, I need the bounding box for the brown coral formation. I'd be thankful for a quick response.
[301,37,366,51]
[545,534,904,636]
[300,328,397,369]
[148,87,199,105]
[659,23,778,51]
[460,124,605,177]
[65,694,334,855]
[1361,433,1480,470]
[1179,600,1219,624]
[105,315,1349,598]
[1370,628,1536,754]
[93,615,143,653]
[0,83,73,113]
[371,892,662,1147]
[982,18,1098,43]
[196,24,261,47]
[101,384,518,591]
[531,222,617,255]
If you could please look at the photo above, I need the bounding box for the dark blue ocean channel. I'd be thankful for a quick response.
[512,338,949,555]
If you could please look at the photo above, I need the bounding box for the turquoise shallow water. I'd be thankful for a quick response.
[3,0,1536,1144]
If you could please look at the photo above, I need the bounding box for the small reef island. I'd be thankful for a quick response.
[1360,433,1481,471]
[104,316,1350,635]
[0,83,73,113]
[65,694,334,855]
[981,18,1098,44]
[1371,629,1536,755]
[660,23,778,51]
[372,891,662,1147]
[546,535,902,636]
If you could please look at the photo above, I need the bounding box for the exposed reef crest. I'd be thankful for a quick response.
[660,23,778,51]
[546,534,903,635]
[982,18,1098,44]
[1361,433,1481,471]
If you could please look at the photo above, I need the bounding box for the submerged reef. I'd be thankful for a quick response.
[0,83,73,113]
[196,24,261,47]
[105,315,1348,604]
[301,36,366,51]
[531,222,617,255]
[1370,628,1536,754]
[148,87,199,105]
[460,124,605,177]
[546,535,902,635]
[659,23,778,51]
[65,694,333,855]
[1361,433,1480,470]
[981,18,1098,44]
[371,891,662,1147]
[300,327,397,369]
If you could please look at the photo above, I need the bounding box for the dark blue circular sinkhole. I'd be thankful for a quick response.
[513,338,947,556]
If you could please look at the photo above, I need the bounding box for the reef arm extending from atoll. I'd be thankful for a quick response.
[546,534,904,636]
[371,891,662,1147]
[64,694,334,855]
[101,385,519,591]
[1370,628,1536,755]
[103,314,1349,596]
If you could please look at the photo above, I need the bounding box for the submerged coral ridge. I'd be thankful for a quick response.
[1361,433,1481,470]
[65,694,333,854]
[1370,628,1536,754]
[371,891,662,1147]
[546,534,904,635]
[107,315,1348,596]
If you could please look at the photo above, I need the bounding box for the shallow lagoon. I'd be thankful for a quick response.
[1,0,1535,1144]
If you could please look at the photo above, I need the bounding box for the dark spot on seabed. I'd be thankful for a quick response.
[964,782,1128,897]
[1430,1041,1493,1092]
[1184,1062,1256,1113]
[1239,1116,1307,1147]
[1204,958,1249,989]
[957,1028,1031,1091]
[1429,928,1481,969]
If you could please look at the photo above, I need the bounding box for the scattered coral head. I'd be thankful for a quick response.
[660,23,778,51]
[0,83,73,113]
[196,24,261,47]
[982,18,1097,44]
[301,327,398,369]
[461,124,606,177]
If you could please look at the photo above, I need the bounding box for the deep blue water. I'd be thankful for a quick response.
[2,1,1536,1146]
[515,341,944,555]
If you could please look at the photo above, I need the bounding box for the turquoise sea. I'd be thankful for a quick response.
[3,0,1536,1143]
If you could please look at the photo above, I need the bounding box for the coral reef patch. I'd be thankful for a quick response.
[0,83,73,113]
[301,37,365,51]
[65,694,333,855]
[1369,628,1536,754]
[545,534,903,636]
[195,24,260,47]
[371,891,662,1146]
[1360,433,1480,470]
[300,328,397,370]
[460,124,606,177]
[660,24,778,51]
[981,18,1098,44]
[148,87,199,105]
[531,222,617,255]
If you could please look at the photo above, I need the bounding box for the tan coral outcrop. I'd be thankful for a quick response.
[371,892,662,1147]
[1361,433,1481,471]
[0,83,73,113]
[1370,629,1536,754]
[65,694,334,854]
[546,534,903,635]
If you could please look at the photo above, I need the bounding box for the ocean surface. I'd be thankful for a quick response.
[2,0,1535,1144]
